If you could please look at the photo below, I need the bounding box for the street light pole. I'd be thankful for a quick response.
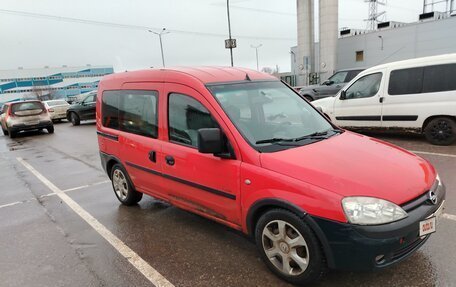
[148,28,170,67]
[250,44,263,71]
[227,0,234,66]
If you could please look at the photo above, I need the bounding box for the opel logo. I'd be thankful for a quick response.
[429,190,438,205]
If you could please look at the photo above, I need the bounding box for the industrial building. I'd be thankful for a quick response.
[0,65,114,105]
[290,0,456,86]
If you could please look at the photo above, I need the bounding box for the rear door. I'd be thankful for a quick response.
[333,72,384,128]
[108,84,165,198]
[11,102,45,125]
[160,83,241,225]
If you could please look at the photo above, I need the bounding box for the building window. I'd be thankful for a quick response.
[356,51,364,62]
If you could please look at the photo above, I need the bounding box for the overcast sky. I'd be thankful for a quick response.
[0,0,446,73]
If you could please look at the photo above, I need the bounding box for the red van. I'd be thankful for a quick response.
[96,67,445,285]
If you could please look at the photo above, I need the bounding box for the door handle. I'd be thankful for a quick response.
[165,155,175,166]
[379,97,384,103]
[148,151,156,163]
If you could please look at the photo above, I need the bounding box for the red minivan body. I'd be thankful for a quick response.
[96,67,445,285]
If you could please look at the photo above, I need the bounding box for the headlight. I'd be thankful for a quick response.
[342,197,408,225]
[436,174,443,187]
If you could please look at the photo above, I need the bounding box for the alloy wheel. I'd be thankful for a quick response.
[262,220,310,276]
[112,169,128,200]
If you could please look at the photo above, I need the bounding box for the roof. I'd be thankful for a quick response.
[363,53,456,73]
[100,66,277,88]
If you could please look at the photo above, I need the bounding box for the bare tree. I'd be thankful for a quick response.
[31,85,55,101]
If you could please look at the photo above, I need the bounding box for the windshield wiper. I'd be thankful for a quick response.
[293,129,341,142]
[256,138,294,144]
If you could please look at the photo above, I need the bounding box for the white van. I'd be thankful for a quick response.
[313,54,456,145]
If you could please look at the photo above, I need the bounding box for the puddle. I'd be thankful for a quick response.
[7,139,29,151]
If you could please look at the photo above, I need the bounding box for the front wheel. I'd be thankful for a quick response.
[110,164,142,205]
[70,112,80,126]
[47,125,54,134]
[424,117,456,146]
[255,209,326,285]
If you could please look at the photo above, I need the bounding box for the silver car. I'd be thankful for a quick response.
[0,100,54,138]
[43,99,70,122]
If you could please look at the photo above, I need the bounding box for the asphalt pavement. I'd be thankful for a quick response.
[0,122,455,287]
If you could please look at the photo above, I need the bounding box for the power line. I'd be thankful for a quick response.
[0,8,295,41]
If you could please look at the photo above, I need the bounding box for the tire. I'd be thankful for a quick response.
[303,95,313,102]
[2,128,8,136]
[255,209,326,286]
[110,164,142,205]
[8,128,17,139]
[424,117,456,146]
[47,125,54,134]
[70,112,80,126]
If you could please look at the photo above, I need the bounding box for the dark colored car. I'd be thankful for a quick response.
[66,91,97,126]
[299,68,364,101]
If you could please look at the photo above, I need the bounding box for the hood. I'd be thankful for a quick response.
[312,96,335,109]
[260,132,435,205]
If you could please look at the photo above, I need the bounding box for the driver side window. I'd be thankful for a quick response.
[344,73,382,100]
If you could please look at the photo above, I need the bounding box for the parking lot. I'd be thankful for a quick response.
[1,121,455,287]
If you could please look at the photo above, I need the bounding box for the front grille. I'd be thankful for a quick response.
[391,236,426,261]
[401,180,439,212]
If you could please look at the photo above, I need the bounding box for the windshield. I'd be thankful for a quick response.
[328,71,348,84]
[47,100,68,106]
[208,81,335,151]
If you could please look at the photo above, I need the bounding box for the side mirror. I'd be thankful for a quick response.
[324,80,334,86]
[340,90,347,100]
[198,128,224,155]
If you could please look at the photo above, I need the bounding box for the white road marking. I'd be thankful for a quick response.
[62,180,111,193]
[17,157,174,287]
[410,150,456,158]
[0,201,23,209]
[442,213,456,222]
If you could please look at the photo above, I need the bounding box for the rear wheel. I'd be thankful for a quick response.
[111,164,142,205]
[255,209,326,285]
[2,127,8,136]
[424,117,456,146]
[8,128,17,139]
[70,112,80,126]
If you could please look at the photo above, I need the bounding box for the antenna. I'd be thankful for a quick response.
[365,0,387,30]
[245,73,251,81]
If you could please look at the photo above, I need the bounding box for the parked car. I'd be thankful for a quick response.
[66,91,97,126]
[312,54,456,145]
[96,67,445,285]
[299,68,364,101]
[43,99,70,122]
[0,100,54,138]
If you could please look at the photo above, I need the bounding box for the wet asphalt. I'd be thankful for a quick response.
[0,122,455,287]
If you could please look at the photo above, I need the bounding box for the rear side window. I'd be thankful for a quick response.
[102,90,158,138]
[422,64,456,93]
[388,67,423,95]
[345,70,363,82]
[168,93,219,148]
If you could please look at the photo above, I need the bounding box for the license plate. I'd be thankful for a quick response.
[419,217,436,237]
[25,121,39,126]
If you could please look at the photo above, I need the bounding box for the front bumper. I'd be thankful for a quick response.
[9,121,52,133]
[312,183,446,271]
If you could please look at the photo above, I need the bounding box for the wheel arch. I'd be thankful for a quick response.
[422,115,456,131]
[245,198,335,267]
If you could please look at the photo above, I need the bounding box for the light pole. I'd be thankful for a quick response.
[148,28,170,67]
[227,0,234,66]
[250,44,263,71]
